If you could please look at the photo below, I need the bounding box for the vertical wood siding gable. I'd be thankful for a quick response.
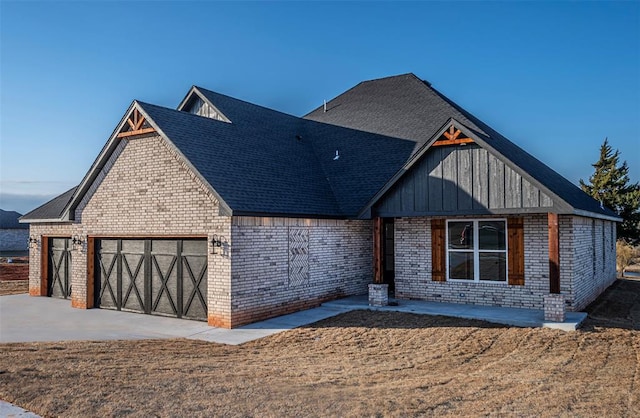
[507,217,525,286]
[431,219,446,282]
[375,145,555,217]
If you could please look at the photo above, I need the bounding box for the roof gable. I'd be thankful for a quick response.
[177,86,231,123]
[373,121,564,217]
[307,74,619,221]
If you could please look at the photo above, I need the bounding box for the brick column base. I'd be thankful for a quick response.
[369,283,389,307]
[544,294,566,322]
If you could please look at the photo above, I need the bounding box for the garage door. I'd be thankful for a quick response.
[48,237,71,299]
[95,239,208,321]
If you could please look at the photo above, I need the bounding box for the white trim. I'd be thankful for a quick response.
[445,218,508,283]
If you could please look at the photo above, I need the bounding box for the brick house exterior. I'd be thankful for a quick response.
[21,74,619,328]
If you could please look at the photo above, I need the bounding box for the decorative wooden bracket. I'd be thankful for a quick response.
[117,108,156,138]
[432,124,475,147]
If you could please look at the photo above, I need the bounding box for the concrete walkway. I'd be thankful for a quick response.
[323,295,587,331]
[0,400,41,417]
[0,294,586,347]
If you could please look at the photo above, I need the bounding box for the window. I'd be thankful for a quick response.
[446,219,507,282]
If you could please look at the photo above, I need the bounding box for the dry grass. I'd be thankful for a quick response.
[1,281,639,417]
[0,280,28,296]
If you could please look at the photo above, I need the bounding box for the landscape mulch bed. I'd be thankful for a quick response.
[1,280,639,417]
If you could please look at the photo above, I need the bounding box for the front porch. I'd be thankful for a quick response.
[324,294,587,331]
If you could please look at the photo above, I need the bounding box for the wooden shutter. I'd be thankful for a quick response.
[507,217,525,286]
[431,219,446,282]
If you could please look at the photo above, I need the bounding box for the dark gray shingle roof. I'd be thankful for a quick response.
[140,90,415,218]
[305,73,618,219]
[20,187,77,222]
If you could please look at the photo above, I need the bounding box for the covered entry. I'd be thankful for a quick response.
[95,238,208,321]
[48,237,71,299]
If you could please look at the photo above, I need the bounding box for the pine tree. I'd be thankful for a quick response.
[580,138,640,242]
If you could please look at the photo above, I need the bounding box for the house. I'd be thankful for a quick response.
[1,209,28,255]
[20,74,619,328]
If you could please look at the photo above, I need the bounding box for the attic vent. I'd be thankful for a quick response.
[432,124,475,147]
[186,97,228,122]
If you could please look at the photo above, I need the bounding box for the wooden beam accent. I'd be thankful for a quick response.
[548,213,560,294]
[86,237,95,309]
[88,234,208,238]
[432,138,475,147]
[443,128,462,141]
[117,127,156,138]
[39,236,49,296]
[373,216,383,284]
[126,118,136,130]
[431,219,446,282]
[134,112,146,130]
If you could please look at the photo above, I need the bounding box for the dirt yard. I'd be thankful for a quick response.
[0,257,29,281]
[1,280,639,417]
[0,280,28,295]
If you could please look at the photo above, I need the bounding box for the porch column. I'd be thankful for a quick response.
[370,216,388,306]
[373,216,383,284]
[548,213,560,294]
[545,213,565,322]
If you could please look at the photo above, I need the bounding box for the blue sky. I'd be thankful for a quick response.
[1,1,639,214]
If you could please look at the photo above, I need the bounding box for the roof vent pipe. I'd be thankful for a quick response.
[333,150,339,160]
[323,100,327,112]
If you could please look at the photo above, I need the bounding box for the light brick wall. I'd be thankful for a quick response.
[394,215,569,310]
[28,135,232,323]
[229,217,371,327]
[28,223,74,296]
[570,216,617,311]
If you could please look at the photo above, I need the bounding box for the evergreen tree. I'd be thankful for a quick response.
[580,138,640,242]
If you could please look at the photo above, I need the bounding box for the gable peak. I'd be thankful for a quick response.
[117,106,156,139]
[431,122,475,148]
[178,86,231,123]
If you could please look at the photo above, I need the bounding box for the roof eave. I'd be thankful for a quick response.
[18,217,73,224]
[572,209,622,222]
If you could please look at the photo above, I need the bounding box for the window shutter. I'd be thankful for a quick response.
[507,217,525,286]
[431,219,446,282]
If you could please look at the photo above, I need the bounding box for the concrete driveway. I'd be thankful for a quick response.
[1,293,586,346]
[0,294,353,345]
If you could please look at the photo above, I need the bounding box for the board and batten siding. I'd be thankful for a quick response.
[376,144,554,217]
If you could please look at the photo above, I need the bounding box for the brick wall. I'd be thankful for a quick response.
[394,215,569,310]
[28,223,74,296]
[28,135,232,323]
[570,216,617,311]
[229,217,372,327]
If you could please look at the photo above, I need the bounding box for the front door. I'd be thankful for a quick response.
[382,218,395,292]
